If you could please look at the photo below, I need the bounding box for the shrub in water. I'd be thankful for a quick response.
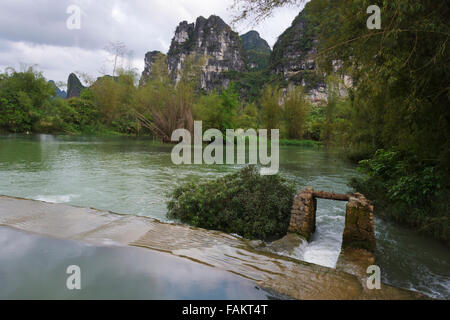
[167,166,296,241]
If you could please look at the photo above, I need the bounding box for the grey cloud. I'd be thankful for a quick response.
[0,0,305,83]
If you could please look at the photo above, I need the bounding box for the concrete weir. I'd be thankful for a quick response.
[0,195,426,300]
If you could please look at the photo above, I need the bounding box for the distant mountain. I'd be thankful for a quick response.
[240,31,271,71]
[66,73,86,99]
[140,50,164,86]
[241,30,271,53]
[138,10,344,101]
[270,3,351,102]
[48,80,67,99]
[141,15,247,91]
[271,8,318,76]
[270,5,327,101]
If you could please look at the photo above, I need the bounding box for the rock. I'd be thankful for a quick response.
[140,15,247,91]
[270,6,326,102]
[248,240,265,248]
[168,15,246,91]
[66,73,86,99]
[240,30,271,71]
[271,10,317,75]
[270,4,351,103]
[265,233,307,257]
[140,50,165,86]
[288,188,375,251]
[138,10,352,100]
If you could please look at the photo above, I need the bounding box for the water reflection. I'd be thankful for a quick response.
[0,227,276,300]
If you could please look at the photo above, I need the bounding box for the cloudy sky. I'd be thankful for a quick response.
[0,0,306,87]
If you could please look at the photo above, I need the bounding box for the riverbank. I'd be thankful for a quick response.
[4,131,323,148]
[0,195,428,300]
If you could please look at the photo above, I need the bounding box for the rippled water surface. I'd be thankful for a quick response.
[0,135,448,299]
[0,227,274,300]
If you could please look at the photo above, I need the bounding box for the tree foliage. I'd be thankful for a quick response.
[231,0,306,25]
[309,0,450,242]
[260,85,283,131]
[350,150,449,245]
[134,54,200,141]
[232,0,450,243]
[283,86,309,139]
[89,72,138,133]
[0,67,54,132]
[194,88,238,132]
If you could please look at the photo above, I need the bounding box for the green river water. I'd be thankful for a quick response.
[0,134,448,299]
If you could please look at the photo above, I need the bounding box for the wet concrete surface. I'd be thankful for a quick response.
[0,196,426,300]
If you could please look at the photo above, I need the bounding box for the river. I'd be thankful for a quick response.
[0,134,448,299]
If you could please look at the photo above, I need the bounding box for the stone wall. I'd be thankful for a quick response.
[337,194,377,286]
[288,187,316,241]
[342,193,376,253]
[288,189,375,254]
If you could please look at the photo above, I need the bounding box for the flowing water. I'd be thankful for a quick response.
[0,134,448,299]
[0,227,276,300]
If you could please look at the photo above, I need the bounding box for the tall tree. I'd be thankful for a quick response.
[260,85,282,131]
[283,86,309,139]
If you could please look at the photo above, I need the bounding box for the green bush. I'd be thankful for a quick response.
[349,150,449,245]
[167,166,296,241]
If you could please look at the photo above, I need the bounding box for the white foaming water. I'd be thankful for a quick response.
[35,194,79,204]
[303,207,346,268]
[279,200,346,269]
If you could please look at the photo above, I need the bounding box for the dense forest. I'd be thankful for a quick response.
[0,0,448,244]
[229,0,449,245]
[308,0,449,245]
[0,62,321,145]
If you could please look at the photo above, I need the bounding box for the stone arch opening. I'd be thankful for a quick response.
[288,188,376,253]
